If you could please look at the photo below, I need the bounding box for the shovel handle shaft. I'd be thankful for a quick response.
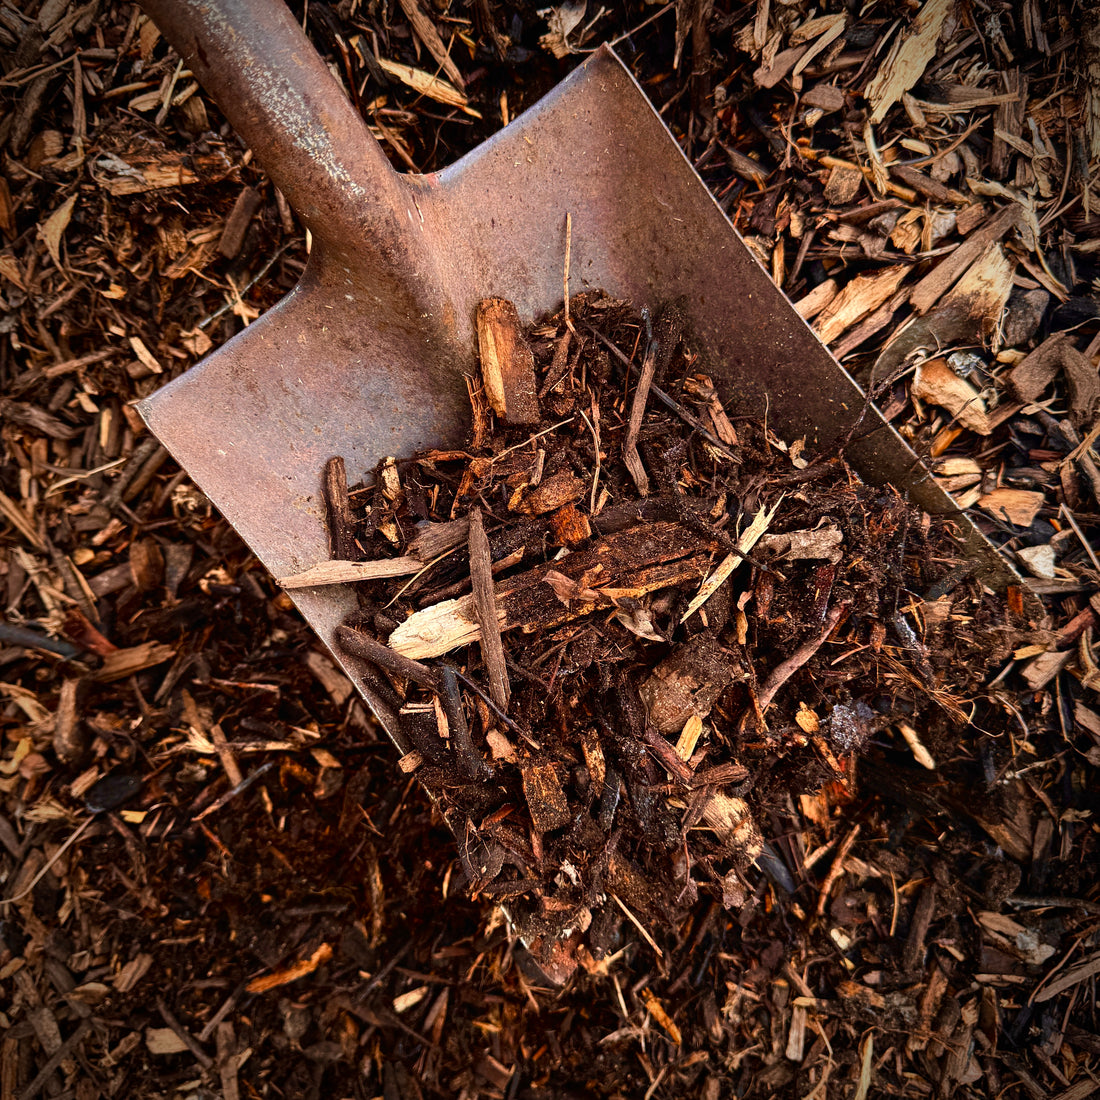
[139,0,406,248]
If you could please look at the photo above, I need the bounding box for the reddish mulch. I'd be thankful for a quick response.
[3,2,1100,1098]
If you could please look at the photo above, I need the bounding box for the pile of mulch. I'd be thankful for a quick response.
[2,1,1100,1098]
[317,289,1016,985]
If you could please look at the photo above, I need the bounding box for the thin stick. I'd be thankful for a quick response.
[157,996,214,1069]
[440,665,490,781]
[16,1020,92,1100]
[336,626,441,691]
[563,212,575,333]
[441,661,539,746]
[493,416,577,461]
[622,310,657,495]
[578,403,601,514]
[1,814,96,906]
[468,507,510,711]
[193,761,276,822]
[816,824,861,917]
[1061,503,1100,572]
[611,892,663,958]
[382,543,464,609]
[757,602,847,712]
[586,326,736,457]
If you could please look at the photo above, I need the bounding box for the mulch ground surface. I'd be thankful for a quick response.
[2,2,1100,1098]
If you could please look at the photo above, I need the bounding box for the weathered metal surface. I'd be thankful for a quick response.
[138,0,1015,751]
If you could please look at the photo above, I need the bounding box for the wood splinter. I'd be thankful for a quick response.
[322,456,357,561]
[477,298,541,425]
[622,309,657,496]
[468,507,511,711]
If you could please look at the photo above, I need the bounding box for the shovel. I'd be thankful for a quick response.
[139,0,1015,755]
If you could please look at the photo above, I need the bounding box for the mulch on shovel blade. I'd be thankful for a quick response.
[326,290,1017,987]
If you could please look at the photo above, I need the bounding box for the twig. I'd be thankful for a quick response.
[468,507,510,711]
[622,309,657,495]
[193,761,276,822]
[1060,503,1100,572]
[441,661,537,745]
[539,327,573,398]
[681,499,780,623]
[816,824,861,917]
[156,997,214,1069]
[0,622,80,659]
[757,602,847,712]
[563,212,574,334]
[586,326,736,457]
[198,982,249,1043]
[2,814,97,907]
[611,892,663,958]
[16,1019,92,1100]
[440,665,490,781]
[382,543,465,609]
[494,416,579,462]
[336,625,442,691]
[197,241,294,330]
[578,401,601,514]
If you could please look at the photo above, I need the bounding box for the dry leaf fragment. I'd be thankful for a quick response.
[40,193,78,268]
[911,358,991,435]
[0,250,25,289]
[538,0,587,58]
[542,569,600,606]
[758,525,844,563]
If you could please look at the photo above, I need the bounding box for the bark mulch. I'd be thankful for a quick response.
[2,2,1100,1098]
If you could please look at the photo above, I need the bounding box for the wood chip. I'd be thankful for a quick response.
[277,556,421,588]
[217,185,262,259]
[468,507,510,711]
[521,760,570,832]
[1009,332,1100,426]
[639,636,742,735]
[245,943,334,994]
[94,641,177,683]
[390,521,714,659]
[395,0,465,89]
[509,470,584,515]
[977,488,1045,527]
[909,204,1021,315]
[864,0,954,124]
[376,56,480,116]
[477,298,541,425]
[813,265,908,346]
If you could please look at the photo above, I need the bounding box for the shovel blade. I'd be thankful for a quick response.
[142,46,1012,747]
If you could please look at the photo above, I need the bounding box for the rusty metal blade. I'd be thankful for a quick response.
[139,2,1018,750]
